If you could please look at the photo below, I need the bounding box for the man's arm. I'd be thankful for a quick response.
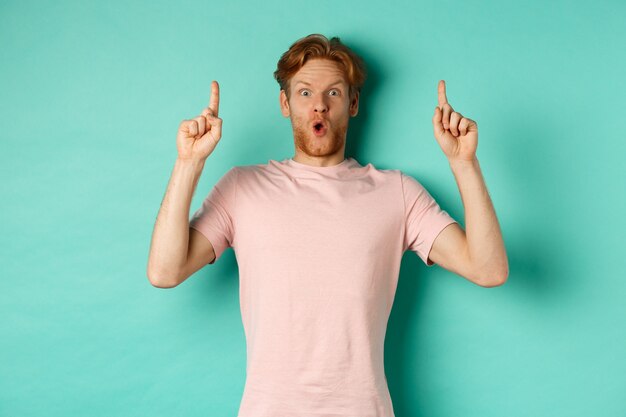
[147,158,210,288]
[147,80,223,288]
[427,80,508,287]
[428,157,508,287]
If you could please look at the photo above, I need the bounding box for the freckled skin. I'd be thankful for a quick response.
[279,59,359,166]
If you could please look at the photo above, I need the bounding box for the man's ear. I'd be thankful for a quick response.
[279,89,290,117]
[349,91,359,117]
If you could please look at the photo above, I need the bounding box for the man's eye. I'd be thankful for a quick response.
[329,89,340,96]
[300,90,310,96]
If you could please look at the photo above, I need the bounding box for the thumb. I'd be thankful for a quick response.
[432,106,445,138]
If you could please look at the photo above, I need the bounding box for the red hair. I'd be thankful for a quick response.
[274,34,367,100]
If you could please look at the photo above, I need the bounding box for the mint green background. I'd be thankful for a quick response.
[1,0,624,416]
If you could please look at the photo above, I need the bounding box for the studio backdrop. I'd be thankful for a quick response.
[1,0,624,416]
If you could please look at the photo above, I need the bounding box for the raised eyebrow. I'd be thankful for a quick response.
[295,80,345,89]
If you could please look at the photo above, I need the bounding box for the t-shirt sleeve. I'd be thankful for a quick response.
[401,171,458,266]
[189,166,238,264]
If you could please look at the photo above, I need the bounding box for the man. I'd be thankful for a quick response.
[147,34,508,417]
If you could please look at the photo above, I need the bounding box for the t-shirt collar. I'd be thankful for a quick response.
[284,157,354,173]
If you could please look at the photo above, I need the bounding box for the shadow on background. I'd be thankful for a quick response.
[344,40,384,164]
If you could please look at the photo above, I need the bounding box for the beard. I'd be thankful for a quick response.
[291,116,348,158]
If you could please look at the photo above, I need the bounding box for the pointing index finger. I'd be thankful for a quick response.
[437,80,448,109]
[208,80,220,117]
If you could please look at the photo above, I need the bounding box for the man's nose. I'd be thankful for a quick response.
[313,96,328,113]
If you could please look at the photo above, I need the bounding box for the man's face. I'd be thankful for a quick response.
[279,59,359,159]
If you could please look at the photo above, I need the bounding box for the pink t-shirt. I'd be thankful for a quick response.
[189,157,457,417]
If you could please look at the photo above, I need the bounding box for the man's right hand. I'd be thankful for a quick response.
[176,80,223,162]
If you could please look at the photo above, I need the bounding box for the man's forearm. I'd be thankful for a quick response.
[449,157,508,283]
[147,158,205,286]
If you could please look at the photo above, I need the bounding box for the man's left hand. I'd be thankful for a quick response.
[432,80,478,162]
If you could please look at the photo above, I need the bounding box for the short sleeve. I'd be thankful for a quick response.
[189,167,238,264]
[401,172,458,266]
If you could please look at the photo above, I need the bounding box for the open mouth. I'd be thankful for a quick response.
[312,120,327,136]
